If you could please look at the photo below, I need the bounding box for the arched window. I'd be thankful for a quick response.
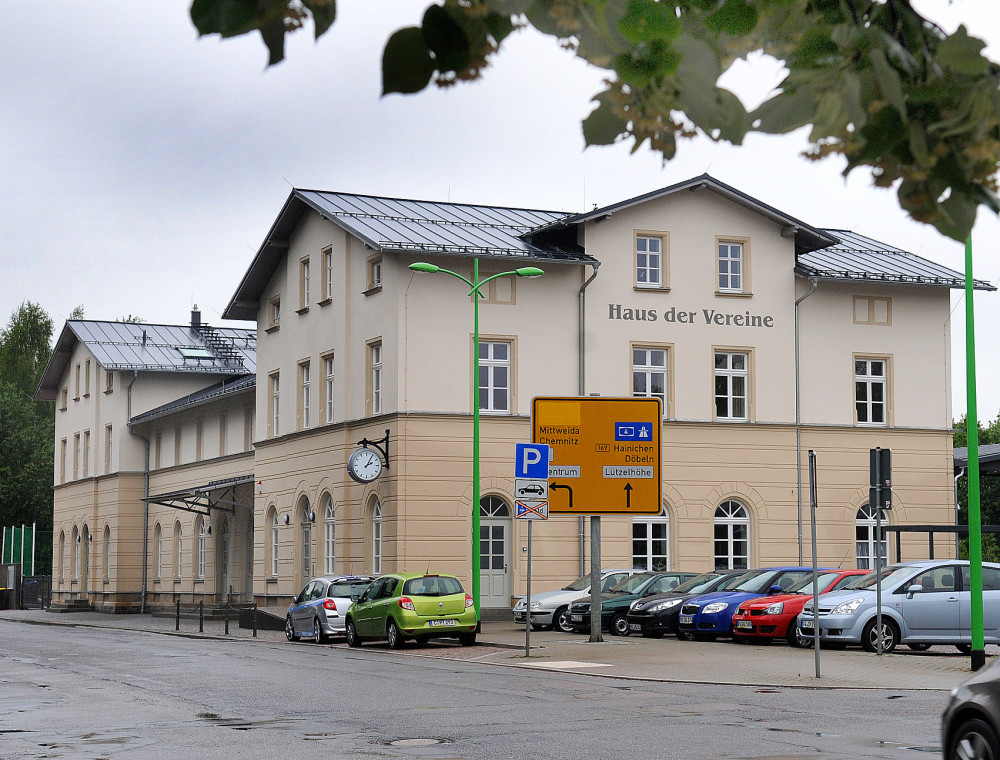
[153,523,162,579]
[323,494,335,575]
[72,526,80,580]
[81,525,89,585]
[196,517,207,579]
[174,522,183,579]
[58,531,65,580]
[268,507,279,577]
[479,496,510,518]
[856,504,889,569]
[103,525,111,580]
[714,500,749,570]
[299,497,312,580]
[371,500,382,574]
[633,507,670,571]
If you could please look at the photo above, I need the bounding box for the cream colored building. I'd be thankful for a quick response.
[36,174,993,613]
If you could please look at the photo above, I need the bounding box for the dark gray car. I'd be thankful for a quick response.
[942,658,1000,759]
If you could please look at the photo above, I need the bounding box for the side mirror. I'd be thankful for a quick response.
[768,585,783,594]
[906,584,922,598]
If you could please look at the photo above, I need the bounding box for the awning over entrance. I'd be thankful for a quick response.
[144,475,254,516]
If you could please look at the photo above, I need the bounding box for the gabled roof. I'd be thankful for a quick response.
[35,320,257,401]
[798,229,995,290]
[224,190,594,320]
[530,173,838,255]
[954,444,1000,474]
[129,374,256,426]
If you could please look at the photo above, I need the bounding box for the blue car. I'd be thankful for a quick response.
[677,567,830,641]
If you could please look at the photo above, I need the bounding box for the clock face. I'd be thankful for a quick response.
[348,448,383,483]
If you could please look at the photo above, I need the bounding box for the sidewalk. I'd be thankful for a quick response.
[0,608,986,690]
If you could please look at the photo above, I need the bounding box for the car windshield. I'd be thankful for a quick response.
[724,569,766,591]
[608,573,656,594]
[786,572,841,595]
[328,581,372,597]
[563,575,591,592]
[852,565,915,590]
[844,572,876,588]
[733,570,786,593]
[402,575,464,597]
[671,573,722,594]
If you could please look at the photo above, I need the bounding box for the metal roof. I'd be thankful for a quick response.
[129,374,256,426]
[35,320,257,401]
[797,230,996,290]
[224,190,593,320]
[955,444,1000,474]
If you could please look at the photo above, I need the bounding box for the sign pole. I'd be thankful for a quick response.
[808,450,821,678]
[589,515,602,643]
[525,520,532,657]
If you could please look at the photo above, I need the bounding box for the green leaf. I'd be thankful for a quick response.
[705,0,758,37]
[867,46,906,117]
[422,5,470,73]
[258,14,287,66]
[484,12,515,46]
[382,27,436,95]
[936,25,990,76]
[751,88,816,134]
[618,0,679,45]
[190,0,260,37]
[582,91,628,146]
[302,0,336,40]
[808,90,847,141]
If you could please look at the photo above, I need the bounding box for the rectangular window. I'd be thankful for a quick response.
[322,247,333,302]
[60,438,67,483]
[104,425,113,473]
[367,256,383,291]
[154,431,161,469]
[219,413,228,456]
[74,363,81,400]
[73,433,80,479]
[855,357,888,426]
[84,359,91,397]
[105,370,113,394]
[323,353,335,424]
[714,351,749,421]
[632,346,668,415]
[268,296,281,330]
[479,267,516,304]
[195,420,204,461]
[244,406,254,451]
[479,340,511,414]
[853,296,892,325]
[271,518,279,577]
[82,430,90,477]
[300,257,311,310]
[369,343,382,415]
[635,234,664,288]
[60,388,68,410]
[299,361,311,429]
[718,241,744,292]
[269,372,280,436]
[174,426,182,466]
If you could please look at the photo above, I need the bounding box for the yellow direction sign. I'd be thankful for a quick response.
[532,397,661,514]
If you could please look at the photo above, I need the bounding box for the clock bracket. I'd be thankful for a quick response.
[357,428,390,470]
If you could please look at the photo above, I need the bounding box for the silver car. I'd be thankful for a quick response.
[285,575,375,643]
[512,569,635,633]
[800,560,1000,654]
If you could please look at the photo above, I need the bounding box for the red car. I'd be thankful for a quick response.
[730,569,870,646]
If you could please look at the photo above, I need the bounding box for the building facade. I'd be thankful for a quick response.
[36,175,992,613]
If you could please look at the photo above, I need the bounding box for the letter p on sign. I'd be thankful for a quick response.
[515,443,551,479]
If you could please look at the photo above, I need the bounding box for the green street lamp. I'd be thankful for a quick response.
[409,258,543,620]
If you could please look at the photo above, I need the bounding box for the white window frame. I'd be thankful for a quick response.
[324,248,333,301]
[371,500,382,574]
[300,362,311,429]
[632,509,669,571]
[196,519,207,580]
[300,500,312,580]
[370,343,382,415]
[635,234,662,288]
[323,496,336,575]
[856,504,889,569]
[479,340,511,414]
[270,511,280,577]
[154,524,162,579]
[855,357,887,426]
[270,372,280,436]
[718,241,744,292]
[103,525,111,580]
[632,346,667,415]
[301,257,310,308]
[714,351,748,421]
[324,355,335,424]
[174,524,183,579]
[714,500,749,570]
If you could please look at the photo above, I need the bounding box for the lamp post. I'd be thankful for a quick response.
[409,258,543,619]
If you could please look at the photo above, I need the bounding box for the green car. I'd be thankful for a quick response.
[345,572,479,649]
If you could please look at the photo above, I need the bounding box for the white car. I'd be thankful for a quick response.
[512,569,635,632]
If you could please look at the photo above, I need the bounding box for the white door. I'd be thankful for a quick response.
[480,496,510,608]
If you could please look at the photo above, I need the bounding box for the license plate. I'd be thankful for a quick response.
[679,615,693,625]
[736,620,753,630]
[428,619,457,627]
[629,623,642,632]
[801,618,814,629]
[570,614,583,622]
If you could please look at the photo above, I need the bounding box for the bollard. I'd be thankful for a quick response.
[175,599,180,631]
[198,600,204,633]
[252,603,258,638]
[224,603,229,635]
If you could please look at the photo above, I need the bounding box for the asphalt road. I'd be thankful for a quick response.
[0,619,946,759]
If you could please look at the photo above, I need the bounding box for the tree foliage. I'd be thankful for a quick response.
[955,413,1000,562]
[190,0,1000,242]
[0,302,54,573]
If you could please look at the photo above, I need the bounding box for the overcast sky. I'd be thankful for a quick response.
[2,1,999,421]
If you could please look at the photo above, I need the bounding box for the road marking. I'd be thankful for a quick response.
[519,660,612,669]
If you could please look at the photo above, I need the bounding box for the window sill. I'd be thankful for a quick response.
[59,407,67,412]
[295,306,309,315]
[153,577,161,585]
[363,285,382,296]
[194,578,205,584]
[83,393,90,399]
[70,580,78,586]
[634,285,669,292]
[715,290,752,298]
[265,325,280,334]
[103,578,110,585]
[714,418,749,423]
[173,577,182,584]
[103,390,113,395]
[266,576,278,585]
[317,298,332,307]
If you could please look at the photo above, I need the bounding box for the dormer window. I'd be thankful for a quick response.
[178,347,213,360]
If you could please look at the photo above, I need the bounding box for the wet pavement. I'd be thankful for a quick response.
[0,608,988,691]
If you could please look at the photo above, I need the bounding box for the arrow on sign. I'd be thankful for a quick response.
[624,482,632,509]
[550,482,573,511]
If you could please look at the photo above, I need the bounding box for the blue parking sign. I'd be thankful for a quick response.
[515,443,550,479]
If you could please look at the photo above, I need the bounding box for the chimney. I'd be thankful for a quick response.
[191,304,201,330]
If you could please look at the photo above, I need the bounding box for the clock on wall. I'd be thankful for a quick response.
[347,447,384,483]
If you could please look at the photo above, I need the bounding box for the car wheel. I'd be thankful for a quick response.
[949,717,1000,760]
[284,616,299,642]
[676,629,694,641]
[957,643,974,655]
[907,643,932,651]
[459,632,477,646]
[313,618,326,644]
[787,618,814,649]
[345,618,362,648]
[861,617,899,654]
[610,613,630,636]
[555,607,574,634]
[387,620,405,650]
